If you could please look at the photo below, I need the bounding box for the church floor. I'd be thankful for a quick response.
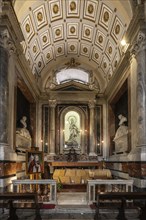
[0,192,140,219]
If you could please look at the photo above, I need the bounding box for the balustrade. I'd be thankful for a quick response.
[12,179,57,204]
[87,179,133,204]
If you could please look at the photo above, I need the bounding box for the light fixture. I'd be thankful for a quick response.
[121,39,126,46]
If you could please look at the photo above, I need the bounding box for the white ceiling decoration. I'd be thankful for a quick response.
[14,0,133,92]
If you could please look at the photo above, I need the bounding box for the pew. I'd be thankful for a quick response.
[0,193,42,220]
[94,192,146,220]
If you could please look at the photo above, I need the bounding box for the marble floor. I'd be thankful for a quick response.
[57,192,87,205]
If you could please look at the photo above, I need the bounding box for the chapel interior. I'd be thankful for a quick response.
[0,0,146,219]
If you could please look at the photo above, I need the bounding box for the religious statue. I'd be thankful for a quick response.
[66,116,79,147]
[113,114,128,153]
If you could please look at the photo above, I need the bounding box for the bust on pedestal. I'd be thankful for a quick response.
[113,114,128,153]
[16,116,31,150]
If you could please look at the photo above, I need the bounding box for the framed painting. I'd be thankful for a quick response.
[26,150,44,174]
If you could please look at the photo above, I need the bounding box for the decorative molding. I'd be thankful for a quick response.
[0,29,16,55]
[131,31,146,55]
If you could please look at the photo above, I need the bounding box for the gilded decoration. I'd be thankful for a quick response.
[43,35,47,43]
[46,53,50,59]
[95,53,99,59]
[88,4,94,14]
[57,47,62,53]
[53,4,59,14]
[37,12,43,22]
[103,11,109,22]
[70,26,75,34]
[19,0,126,79]
[115,24,120,35]
[38,61,42,67]
[108,46,112,54]
[70,45,75,51]
[114,60,117,67]
[70,1,76,11]
[55,29,61,36]
[85,28,90,36]
[83,47,88,53]
[33,45,37,53]
[98,35,103,43]
[103,62,107,68]
[25,23,30,33]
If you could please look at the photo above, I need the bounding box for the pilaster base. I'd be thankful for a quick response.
[0,144,17,161]
[128,145,146,161]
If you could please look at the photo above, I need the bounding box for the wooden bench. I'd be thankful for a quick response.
[0,193,42,220]
[94,192,146,220]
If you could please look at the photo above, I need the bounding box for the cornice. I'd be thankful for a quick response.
[0,0,24,44]
[104,51,131,101]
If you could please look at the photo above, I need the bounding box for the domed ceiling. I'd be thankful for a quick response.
[14,0,133,93]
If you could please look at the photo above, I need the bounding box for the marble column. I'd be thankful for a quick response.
[130,31,146,161]
[0,30,10,148]
[49,100,57,155]
[88,100,96,156]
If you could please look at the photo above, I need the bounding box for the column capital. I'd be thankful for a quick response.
[49,99,57,108]
[88,100,96,109]
[131,31,146,55]
[0,29,16,55]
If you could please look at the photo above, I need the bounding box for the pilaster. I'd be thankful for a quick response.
[49,100,57,155]
[88,100,96,156]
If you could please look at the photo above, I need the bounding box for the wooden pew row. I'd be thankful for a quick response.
[94,192,146,220]
[0,193,42,220]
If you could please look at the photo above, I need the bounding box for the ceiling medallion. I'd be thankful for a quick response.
[43,35,47,43]
[70,45,75,51]
[115,24,120,35]
[103,11,109,22]
[65,58,80,68]
[55,29,61,36]
[25,23,30,33]
[85,28,90,36]
[28,59,30,65]
[83,47,88,53]
[37,12,43,22]
[95,53,99,59]
[70,1,76,11]
[57,47,62,53]
[70,26,75,34]
[98,35,103,43]
[38,61,42,67]
[108,73,112,80]
[108,46,112,54]
[33,45,37,53]
[103,62,107,68]
[46,53,50,59]
[88,4,94,14]
[53,4,59,14]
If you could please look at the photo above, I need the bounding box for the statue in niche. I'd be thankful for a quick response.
[113,114,128,153]
[66,116,79,147]
[16,116,31,140]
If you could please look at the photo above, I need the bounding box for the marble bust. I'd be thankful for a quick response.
[16,116,31,140]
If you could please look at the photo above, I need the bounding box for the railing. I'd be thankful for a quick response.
[87,179,133,204]
[12,179,57,204]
